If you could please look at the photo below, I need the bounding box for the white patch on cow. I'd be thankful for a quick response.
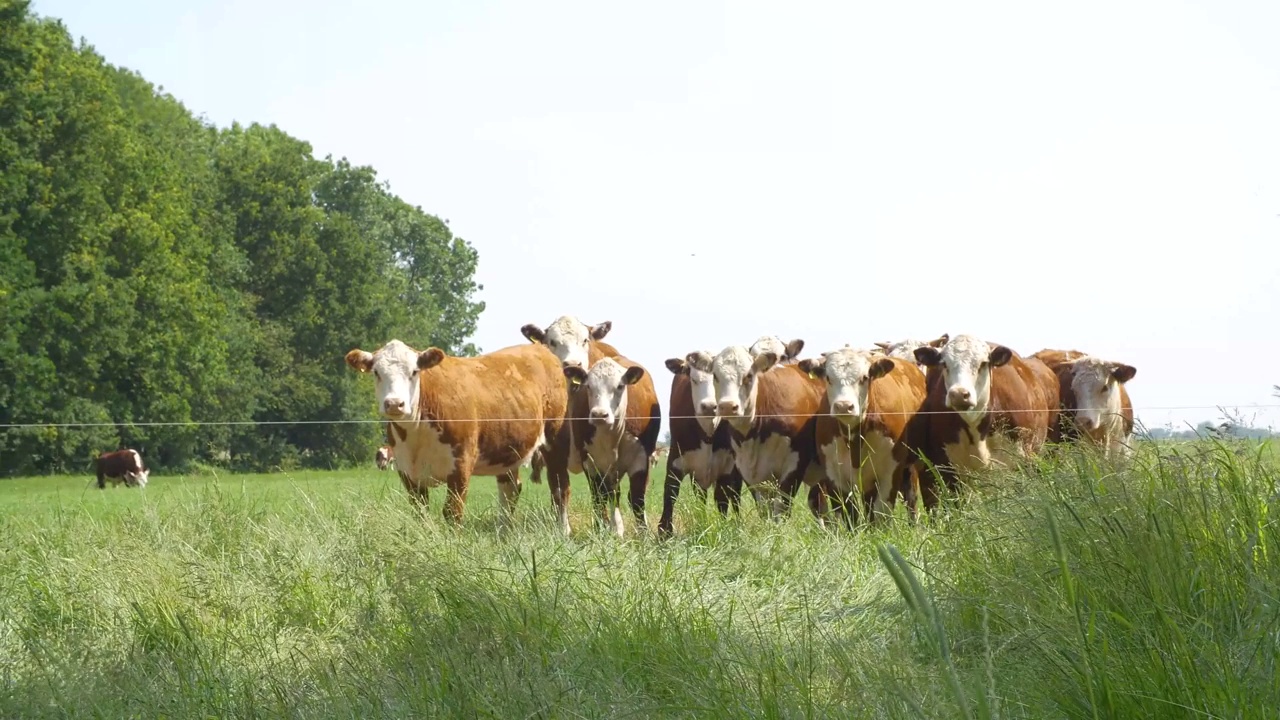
[820,429,897,518]
[129,450,149,487]
[1066,357,1134,457]
[686,365,719,436]
[732,433,799,518]
[671,445,735,492]
[394,422,457,490]
[924,334,997,429]
[813,349,885,426]
[534,316,605,370]
[693,345,779,434]
[361,340,423,421]
[941,431,993,475]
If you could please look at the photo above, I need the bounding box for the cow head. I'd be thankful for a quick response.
[563,358,645,427]
[126,450,149,487]
[1067,357,1136,436]
[375,445,393,470]
[666,356,719,435]
[874,334,949,367]
[913,334,1011,425]
[686,345,779,431]
[346,339,445,421]
[799,348,896,427]
[520,316,612,371]
[748,336,806,365]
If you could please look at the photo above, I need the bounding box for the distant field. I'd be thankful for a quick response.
[2,440,1279,718]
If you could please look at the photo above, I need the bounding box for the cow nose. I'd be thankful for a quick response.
[589,409,610,422]
[383,398,406,414]
[832,400,855,415]
[698,401,717,416]
[947,387,972,409]
[718,400,741,415]
[1078,416,1095,430]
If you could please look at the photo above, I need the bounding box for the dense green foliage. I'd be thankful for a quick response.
[0,439,1276,718]
[0,1,484,475]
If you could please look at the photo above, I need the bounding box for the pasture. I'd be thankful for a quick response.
[2,439,1278,718]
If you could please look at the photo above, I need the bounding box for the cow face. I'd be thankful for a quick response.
[375,445,393,470]
[914,334,1011,425]
[874,334,949,367]
[1068,357,1136,435]
[666,357,719,433]
[799,349,895,427]
[520,316,612,371]
[127,450,149,487]
[687,345,779,430]
[748,336,805,364]
[345,339,441,421]
[563,358,645,427]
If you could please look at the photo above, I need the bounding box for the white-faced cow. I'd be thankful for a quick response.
[686,345,829,522]
[799,348,929,527]
[1032,348,1136,458]
[345,339,572,532]
[659,356,743,537]
[909,334,1052,509]
[562,356,662,537]
[873,334,949,372]
[96,449,149,489]
[748,336,806,365]
[375,445,394,470]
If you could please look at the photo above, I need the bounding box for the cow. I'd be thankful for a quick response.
[748,336,806,365]
[909,334,1052,510]
[798,348,929,527]
[562,356,662,536]
[345,339,572,531]
[96,449,149,489]
[873,334,949,371]
[685,345,829,523]
[375,445,394,470]
[659,356,744,537]
[1032,348,1136,458]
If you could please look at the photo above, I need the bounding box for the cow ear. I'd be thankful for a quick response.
[873,341,890,351]
[751,351,779,374]
[784,339,805,361]
[869,357,896,380]
[622,366,646,385]
[797,358,825,380]
[590,321,613,340]
[665,358,689,375]
[686,351,714,373]
[1110,363,1136,384]
[988,345,1013,367]
[418,348,446,370]
[564,365,587,386]
[520,324,546,344]
[345,349,374,373]
[929,333,949,348]
[914,346,943,367]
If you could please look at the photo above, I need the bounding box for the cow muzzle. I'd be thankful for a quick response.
[717,400,741,417]
[383,397,408,417]
[832,400,857,416]
[697,400,717,417]
[946,387,974,411]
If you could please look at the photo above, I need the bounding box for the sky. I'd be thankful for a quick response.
[32,0,1280,434]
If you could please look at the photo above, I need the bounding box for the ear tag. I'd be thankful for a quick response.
[570,375,582,386]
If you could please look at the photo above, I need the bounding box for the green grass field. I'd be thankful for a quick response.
[2,439,1278,718]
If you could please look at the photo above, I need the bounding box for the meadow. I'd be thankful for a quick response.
[2,439,1278,719]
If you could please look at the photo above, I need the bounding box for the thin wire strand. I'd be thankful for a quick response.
[2,404,1278,429]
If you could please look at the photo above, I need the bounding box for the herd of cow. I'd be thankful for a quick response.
[341,315,1137,538]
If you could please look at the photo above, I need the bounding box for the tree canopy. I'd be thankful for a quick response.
[0,1,485,475]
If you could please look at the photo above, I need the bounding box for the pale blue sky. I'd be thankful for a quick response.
[33,0,1280,433]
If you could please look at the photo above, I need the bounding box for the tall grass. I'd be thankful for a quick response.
[1,439,1277,718]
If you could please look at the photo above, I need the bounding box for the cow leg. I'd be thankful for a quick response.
[498,470,522,530]
[442,457,475,526]
[658,467,684,538]
[715,468,744,516]
[805,483,828,527]
[397,471,430,514]
[628,466,650,535]
[897,464,920,522]
[96,469,106,490]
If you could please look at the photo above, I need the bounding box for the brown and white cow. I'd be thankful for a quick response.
[659,356,744,537]
[748,336,806,365]
[686,345,829,522]
[96,449,149,489]
[375,445,394,470]
[345,339,571,531]
[873,334,949,372]
[563,356,662,536]
[798,349,929,527]
[909,334,1052,509]
[1032,348,1136,458]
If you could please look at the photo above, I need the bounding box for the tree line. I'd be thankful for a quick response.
[0,2,485,476]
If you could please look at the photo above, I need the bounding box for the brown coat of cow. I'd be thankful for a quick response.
[96,449,149,488]
[346,341,572,530]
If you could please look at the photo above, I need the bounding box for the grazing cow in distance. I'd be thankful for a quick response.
[1032,348,1136,458]
[748,336,806,365]
[686,345,829,522]
[345,339,572,531]
[563,356,662,536]
[874,334,949,371]
[375,445,394,470]
[96,449,149,489]
[799,348,929,526]
[659,356,744,537]
[909,334,1051,509]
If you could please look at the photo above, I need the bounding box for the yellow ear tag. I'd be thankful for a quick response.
[570,375,582,386]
